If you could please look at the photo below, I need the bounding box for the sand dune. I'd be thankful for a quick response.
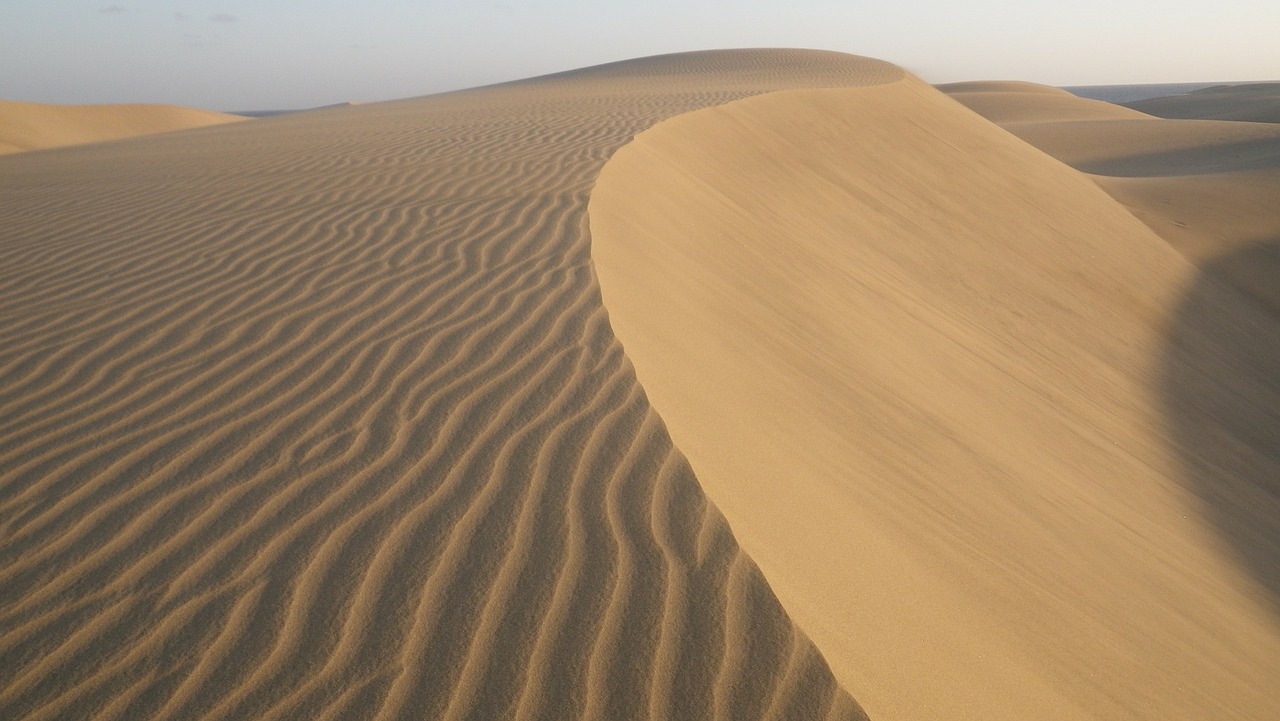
[5,48,1277,721]
[943,81,1280,313]
[0,100,247,155]
[592,72,1280,721]
[937,80,1150,122]
[1125,82,1280,123]
[941,89,1280,642]
[0,50,910,720]
[236,102,365,119]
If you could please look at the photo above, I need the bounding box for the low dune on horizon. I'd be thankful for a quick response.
[1123,82,1280,124]
[2,49,1278,720]
[0,99,247,156]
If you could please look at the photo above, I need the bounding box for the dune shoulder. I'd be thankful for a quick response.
[0,99,247,155]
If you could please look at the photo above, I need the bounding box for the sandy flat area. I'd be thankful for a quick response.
[593,73,1280,720]
[0,100,247,155]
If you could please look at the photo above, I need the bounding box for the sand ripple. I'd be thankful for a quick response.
[0,50,901,720]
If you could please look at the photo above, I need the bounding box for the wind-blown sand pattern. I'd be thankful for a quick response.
[0,100,246,155]
[0,50,908,720]
[592,74,1280,720]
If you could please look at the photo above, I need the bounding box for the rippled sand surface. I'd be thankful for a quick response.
[0,50,901,721]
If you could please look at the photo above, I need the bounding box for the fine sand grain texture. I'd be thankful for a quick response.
[0,100,247,155]
[0,50,907,721]
[592,74,1280,721]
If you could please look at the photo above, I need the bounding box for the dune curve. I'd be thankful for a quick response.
[0,50,906,720]
[590,75,1280,720]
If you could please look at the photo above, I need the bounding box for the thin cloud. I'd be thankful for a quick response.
[174,12,189,21]
[208,13,237,23]
[99,4,128,13]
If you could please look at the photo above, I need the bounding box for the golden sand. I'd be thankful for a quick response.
[3,50,1277,720]
[593,73,1280,720]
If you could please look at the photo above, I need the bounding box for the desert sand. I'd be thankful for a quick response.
[2,49,1278,721]
[592,72,1280,719]
[0,100,246,155]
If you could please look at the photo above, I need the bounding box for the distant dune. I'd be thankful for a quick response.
[1064,82,1221,104]
[1125,82,1280,124]
[0,99,246,155]
[943,81,1280,311]
[937,80,1149,123]
[234,102,363,119]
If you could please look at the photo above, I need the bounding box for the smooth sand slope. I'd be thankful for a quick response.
[0,50,907,720]
[591,74,1280,720]
[0,100,246,155]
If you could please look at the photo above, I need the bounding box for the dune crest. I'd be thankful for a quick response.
[591,74,1280,719]
[0,50,910,721]
[0,99,247,155]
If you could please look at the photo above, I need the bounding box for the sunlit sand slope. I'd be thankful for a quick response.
[592,75,1280,720]
[0,100,246,155]
[0,50,905,720]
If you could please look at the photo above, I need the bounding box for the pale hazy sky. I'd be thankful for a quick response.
[1,0,1278,111]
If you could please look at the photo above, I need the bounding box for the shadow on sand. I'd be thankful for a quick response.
[1161,236,1280,616]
